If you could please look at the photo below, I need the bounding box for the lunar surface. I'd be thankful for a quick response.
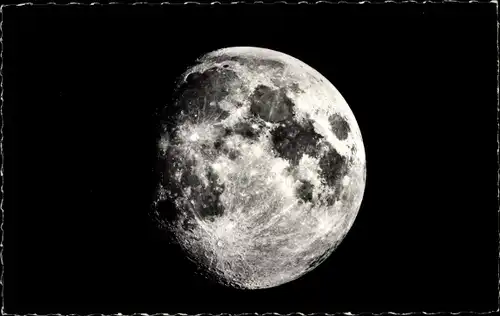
[153,47,366,290]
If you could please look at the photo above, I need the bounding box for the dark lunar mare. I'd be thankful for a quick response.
[318,148,351,206]
[249,85,294,122]
[271,118,323,167]
[153,128,227,230]
[195,168,226,219]
[213,120,264,161]
[230,121,260,140]
[296,180,314,203]
[172,66,242,123]
[204,54,285,71]
[329,113,350,140]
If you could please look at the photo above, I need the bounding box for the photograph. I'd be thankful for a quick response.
[2,2,498,315]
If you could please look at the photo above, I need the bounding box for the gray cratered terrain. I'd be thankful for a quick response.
[153,47,366,289]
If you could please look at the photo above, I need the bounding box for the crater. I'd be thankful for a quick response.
[329,113,350,141]
[271,119,323,166]
[214,139,223,150]
[249,85,294,123]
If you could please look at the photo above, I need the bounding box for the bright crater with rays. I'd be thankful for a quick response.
[153,47,366,289]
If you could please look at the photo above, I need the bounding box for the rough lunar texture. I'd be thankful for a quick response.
[153,47,366,290]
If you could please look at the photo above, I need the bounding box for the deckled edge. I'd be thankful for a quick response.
[0,1,498,316]
[0,1,498,6]
[1,2,6,316]
[496,0,500,315]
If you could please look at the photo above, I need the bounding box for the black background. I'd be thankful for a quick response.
[3,3,498,314]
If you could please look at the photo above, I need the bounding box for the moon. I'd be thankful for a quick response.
[153,47,366,290]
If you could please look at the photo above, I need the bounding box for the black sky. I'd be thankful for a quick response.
[2,3,498,314]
